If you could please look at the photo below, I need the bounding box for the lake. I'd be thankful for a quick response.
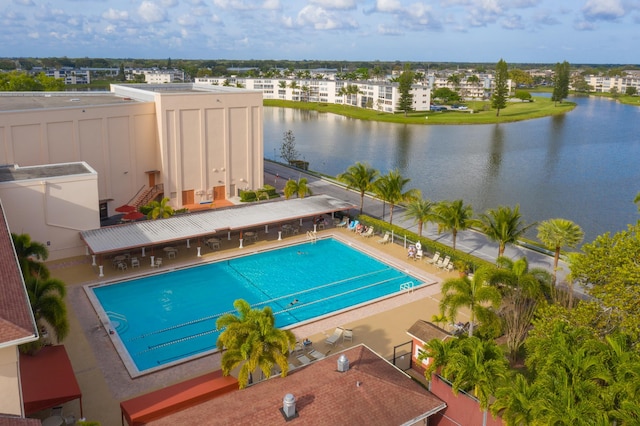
[263,96,640,244]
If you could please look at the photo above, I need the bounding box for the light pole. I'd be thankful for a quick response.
[273,148,276,161]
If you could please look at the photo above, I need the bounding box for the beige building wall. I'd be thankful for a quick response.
[0,164,100,260]
[0,346,23,416]
[0,84,264,214]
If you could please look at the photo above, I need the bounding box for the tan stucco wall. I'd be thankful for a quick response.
[152,89,264,206]
[0,346,22,416]
[0,171,100,260]
[0,101,158,214]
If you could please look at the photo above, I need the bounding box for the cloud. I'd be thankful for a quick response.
[309,0,357,10]
[15,0,35,6]
[373,0,403,13]
[263,0,281,10]
[377,24,403,35]
[138,1,168,24]
[582,0,626,21]
[102,9,129,21]
[573,19,596,30]
[213,0,254,10]
[532,10,561,26]
[501,14,524,29]
[296,5,358,30]
[161,0,179,6]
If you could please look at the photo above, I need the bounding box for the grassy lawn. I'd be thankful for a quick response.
[264,97,576,125]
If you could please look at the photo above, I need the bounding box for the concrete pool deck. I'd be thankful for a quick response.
[45,226,464,425]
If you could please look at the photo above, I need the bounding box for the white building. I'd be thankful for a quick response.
[584,74,640,93]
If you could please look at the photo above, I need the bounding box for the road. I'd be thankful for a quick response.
[264,160,577,292]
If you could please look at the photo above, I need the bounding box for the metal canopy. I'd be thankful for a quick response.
[80,194,355,255]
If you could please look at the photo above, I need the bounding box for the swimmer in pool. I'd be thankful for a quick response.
[289,299,299,306]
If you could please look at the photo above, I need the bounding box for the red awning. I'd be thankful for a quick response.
[20,345,83,417]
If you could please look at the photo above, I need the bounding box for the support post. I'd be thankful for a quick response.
[186,239,191,248]
[91,255,96,266]
[197,247,201,257]
[150,255,155,267]
[98,265,104,277]
[278,231,282,241]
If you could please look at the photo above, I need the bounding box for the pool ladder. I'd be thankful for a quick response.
[306,231,317,243]
[106,311,129,333]
[399,281,414,294]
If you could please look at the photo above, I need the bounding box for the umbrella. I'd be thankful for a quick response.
[115,205,136,213]
[122,211,145,221]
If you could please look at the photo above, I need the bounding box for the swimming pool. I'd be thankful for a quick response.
[90,238,423,375]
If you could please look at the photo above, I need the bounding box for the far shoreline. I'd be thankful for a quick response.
[264,96,577,125]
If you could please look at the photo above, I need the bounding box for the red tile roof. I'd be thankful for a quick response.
[0,200,38,345]
[148,345,446,426]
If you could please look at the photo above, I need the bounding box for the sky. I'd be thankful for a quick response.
[2,0,639,64]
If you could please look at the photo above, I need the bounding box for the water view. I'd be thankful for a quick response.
[264,96,640,243]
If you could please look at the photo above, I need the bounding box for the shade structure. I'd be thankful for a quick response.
[20,345,83,417]
[115,205,136,213]
[122,211,145,221]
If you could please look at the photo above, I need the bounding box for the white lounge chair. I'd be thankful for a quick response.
[415,248,423,260]
[361,227,374,238]
[325,327,343,346]
[427,252,441,264]
[308,349,325,360]
[436,256,451,270]
[336,218,348,228]
[377,232,391,244]
[343,329,353,343]
[297,354,311,365]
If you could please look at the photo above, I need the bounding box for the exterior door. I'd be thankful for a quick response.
[213,185,225,201]
[182,190,194,205]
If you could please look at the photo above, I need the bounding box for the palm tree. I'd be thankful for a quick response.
[216,299,296,388]
[25,275,69,344]
[434,199,475,250]
[537,218,584,286]
[491,373,537,425]
[337,162,379,215]
[146,197,174,220]
[12,232,50,279]
[404,198,437,237]
[485,257,551,361]
[477,205,533,257]
[420,337,460,379]
[443,337,509,410]
[283,178,312,199]
[373,169,420,225]
[439,270,501,337]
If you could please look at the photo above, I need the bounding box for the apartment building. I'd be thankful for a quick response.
[198,77,433,112]
[584,74,640,93]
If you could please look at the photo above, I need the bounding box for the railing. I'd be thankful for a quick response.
[399,281,414,293]
[135,184,164,208]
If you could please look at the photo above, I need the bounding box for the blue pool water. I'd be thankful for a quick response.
[92,238,421,373]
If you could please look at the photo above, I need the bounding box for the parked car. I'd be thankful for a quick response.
[430,105,446,112]
[451,104,468,110]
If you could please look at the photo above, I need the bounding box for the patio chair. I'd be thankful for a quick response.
[361,227,374,238]
[297,354,311,365]
[377,232,391,244]
[154,257,163,268]
[325,327,343,346]
[117,262,127,271]
[130,257,140,268]
[308,349,325,360]
[347,220,359,232]
[436,256,451,270]
[427,252,441,264]
[415,248,423,260]
[343,328,353,343]
[336,217,349,228]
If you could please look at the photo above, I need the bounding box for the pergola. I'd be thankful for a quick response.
[80,195,356,274]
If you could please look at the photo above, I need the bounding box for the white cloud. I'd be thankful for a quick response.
[161,0,179,6]
[309,0,357,10]
[102,9,129,21]
[213,0,254,10]
[501,14,524,29]
[27,31,39,39]
[16,0,35,6]
[377,24,403,35]
[582,0,625,21]
[138,1,168,24]
[375,0,403,13]
[263,0,281,10]
[574,19,596,30]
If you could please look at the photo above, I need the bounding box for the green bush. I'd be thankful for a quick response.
[239,185,280,203]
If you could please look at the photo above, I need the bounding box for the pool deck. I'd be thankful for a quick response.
[45,225,465,425]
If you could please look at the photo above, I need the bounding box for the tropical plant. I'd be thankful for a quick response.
[337,162,379,215]
[485,257,551,361]
[439,270,502,337]
[443,337,509,410]
[11,233,50,279]
[146,197,174,220]
[491,373,537,426]
[477,205,533,257]
[283,178,312,199]
[373,169,420,225]
[216,299,296,388]
[419,336,460,379]
[537,218,584,286]
[552,60,570,105]
[403,198,438,237]
[24,275,69,344]
[434,199,475,250]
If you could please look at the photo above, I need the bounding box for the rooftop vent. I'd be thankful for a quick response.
[337,354,349,372]
[280,393,298,421]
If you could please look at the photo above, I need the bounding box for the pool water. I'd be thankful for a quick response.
[92,238,421,373]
